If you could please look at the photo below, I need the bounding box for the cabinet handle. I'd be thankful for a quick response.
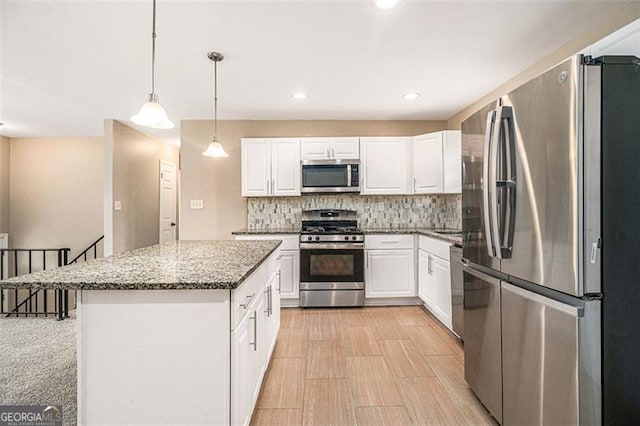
[428,256,432,274]
[331,148,335,158]
[266,179,270,195]
[380,240,399,244]
[326,148,331,158]
[413,177,417,192]
[269,285,273,316]
[250,311,257,351]
[271,179,275,194]
[277,269,281,294]
[240,293,255,309]
[264,286,270,316]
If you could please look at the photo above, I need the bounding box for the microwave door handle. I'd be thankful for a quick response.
[483,109,497,258]
[347,165,352,187]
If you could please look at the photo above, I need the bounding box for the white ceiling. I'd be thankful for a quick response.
[0,0,633,143]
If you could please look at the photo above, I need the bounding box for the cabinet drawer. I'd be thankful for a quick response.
[231,250,279,329]
[365,234,414,250]
[418,235,450,260]
[235,234,299,250]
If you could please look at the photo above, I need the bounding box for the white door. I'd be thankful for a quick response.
[431,255,452,329]
[442,131,462,193]
[278,250,299,299]
[413,132,443,193]
[241,139,271,196]
[231,312,252,426]
[331,137,360,159]
[365,249,415,298]
[301,138,330,160]
[360,137,410,195]
[159,161,177,244]
[418,249,432,307]
[271,139,301,196]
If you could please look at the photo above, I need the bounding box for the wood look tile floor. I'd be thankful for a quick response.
[252,306,497,426]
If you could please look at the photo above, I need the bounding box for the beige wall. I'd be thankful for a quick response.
[447,2,640,129]
[105,120,180,255]
[0,136,9,234]
[180,120,447,240]
[8,137,103,256]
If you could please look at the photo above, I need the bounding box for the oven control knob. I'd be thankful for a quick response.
[344,236,349,241]
[315,236,320,241]
[352,236,358,241]
[307,236,313,241]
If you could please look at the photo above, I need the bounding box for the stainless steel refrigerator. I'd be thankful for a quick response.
[462,55,640,425]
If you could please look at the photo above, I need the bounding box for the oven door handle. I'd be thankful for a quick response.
[300,242,364,250]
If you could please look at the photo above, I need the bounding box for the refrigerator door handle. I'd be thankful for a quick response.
[483,109,497,257]
[489,107,502,258]
[495,106,517,258]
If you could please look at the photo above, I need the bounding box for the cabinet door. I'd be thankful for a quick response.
[278,250,299,299]
[418,249,433,307]
[442,131,462,193]
[431,255,452,329]
[331,137,360,159]
[413,132,443,193]
[231,310,257,426]
[271,139,301,196]
[301,138,330,160]
[241,139,271,197]
[360,137,410,195]
[365,249,416,298]
[254,293,267,398]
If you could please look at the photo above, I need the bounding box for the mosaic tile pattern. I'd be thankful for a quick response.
[248,194,461,229]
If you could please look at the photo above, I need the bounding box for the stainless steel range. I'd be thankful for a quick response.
[299,209,364,307]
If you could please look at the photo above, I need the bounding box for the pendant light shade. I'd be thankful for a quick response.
[131,0,174,129]
[132,94,174,129]
[202,51,228,158]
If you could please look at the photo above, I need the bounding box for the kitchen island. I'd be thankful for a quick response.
[0,240,282,426]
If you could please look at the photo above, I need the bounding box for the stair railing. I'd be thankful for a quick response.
[0,236,104,320]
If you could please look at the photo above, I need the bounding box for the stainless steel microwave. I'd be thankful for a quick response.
[301,160,360,193]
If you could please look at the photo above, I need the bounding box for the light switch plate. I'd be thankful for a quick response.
[190,200,204,210]
[114,201,122,211]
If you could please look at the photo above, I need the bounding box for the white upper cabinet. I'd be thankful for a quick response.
[360,137,411,195]
[241,138,300,197]
[301,137,359,160]
[412,130,461,194]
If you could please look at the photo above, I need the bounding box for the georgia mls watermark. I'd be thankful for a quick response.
[0,405,62,426]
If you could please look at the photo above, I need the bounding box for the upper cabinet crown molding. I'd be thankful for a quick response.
[241,138,301,197]
[412,130,461,194]
[301,137,359,160]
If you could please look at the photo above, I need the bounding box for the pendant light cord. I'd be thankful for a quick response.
[214,58,218,139]
[151,0,157,96]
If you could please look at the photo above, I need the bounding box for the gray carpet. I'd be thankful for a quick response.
[0,317,77,425]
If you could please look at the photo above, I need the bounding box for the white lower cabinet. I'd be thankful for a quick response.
[418,236,453,331]
[365,234,416,298]
[231,264,280,426]
[235,235,300,305]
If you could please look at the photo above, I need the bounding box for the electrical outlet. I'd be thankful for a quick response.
[378,202,385,211]
[114,201,122,211]
[190,200,204,210]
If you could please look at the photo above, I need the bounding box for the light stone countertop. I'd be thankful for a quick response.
[0,240,282,291]
[231,227,462,246]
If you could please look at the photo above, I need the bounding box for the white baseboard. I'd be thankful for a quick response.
[364,297,423,306]
[281,298,299,308]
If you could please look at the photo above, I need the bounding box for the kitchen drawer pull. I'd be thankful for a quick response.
[250,311,257,351]
[240,293,255,309]
[380,240,400,244]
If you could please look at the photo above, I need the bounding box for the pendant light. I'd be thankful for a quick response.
[202,51,229,158]
[131,0,174,129]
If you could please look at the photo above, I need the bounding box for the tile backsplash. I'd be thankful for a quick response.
[247,194,461,229]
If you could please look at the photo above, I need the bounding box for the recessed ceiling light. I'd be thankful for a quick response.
[375,0,399,10]
[403,92,421,100]
[292,92,307,100]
